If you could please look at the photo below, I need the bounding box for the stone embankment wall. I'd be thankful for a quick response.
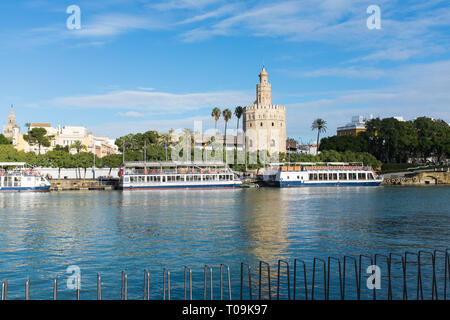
[382,171,450,185]
[51,179,115,191]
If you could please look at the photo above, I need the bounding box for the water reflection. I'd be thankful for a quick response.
[0,186,448,299]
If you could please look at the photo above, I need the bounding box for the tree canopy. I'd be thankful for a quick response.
[319,117,449,163]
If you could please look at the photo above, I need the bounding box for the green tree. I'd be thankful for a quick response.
[0,134,11,144]
[222,108,232,150]
[73,152,94,179]
[211,107,221,130]
[234,106,244,151]
[319,135,368,153]
[311,118,327,155]
[99,154,122,175]
[70,140,87,154]
[46,150,72,179]
[23,127,51,155]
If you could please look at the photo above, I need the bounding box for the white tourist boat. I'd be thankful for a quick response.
[263,162,383,187]
[0,162,51,192]
[118,161,242,190]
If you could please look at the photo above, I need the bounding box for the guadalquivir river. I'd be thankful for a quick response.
[0,186,449,300]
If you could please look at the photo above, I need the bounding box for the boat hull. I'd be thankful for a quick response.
[0,185,51,193]
[120,183,242,191]
[266,181,382,187]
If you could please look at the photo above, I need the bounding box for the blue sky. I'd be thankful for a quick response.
[0,0,449,142]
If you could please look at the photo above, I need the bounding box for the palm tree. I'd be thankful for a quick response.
[234,106,243,149]
[211,107,221,131]
[222,109,232,154]
[70,140,87,154]
[311,118,327,155]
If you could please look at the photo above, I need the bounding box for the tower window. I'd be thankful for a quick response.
[272,122,274,126]
[260,122,263,127]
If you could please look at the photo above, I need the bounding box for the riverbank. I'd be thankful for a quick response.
[382,170,450,185]
[50,179,115,191]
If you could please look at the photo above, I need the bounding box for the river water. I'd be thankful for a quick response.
[0,186,449,300]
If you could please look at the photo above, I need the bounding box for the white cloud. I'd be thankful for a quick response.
[90,116,212,138]
[50,89,252,113]
[293,67,385,79]
[285,60,450,139]
[118,111,144,117]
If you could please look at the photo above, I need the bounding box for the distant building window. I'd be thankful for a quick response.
[272,122,274,126]
[260,122,263,127]
[249,139,253,147]
[271,139,275,147]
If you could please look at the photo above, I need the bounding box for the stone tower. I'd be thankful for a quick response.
[243,67,286,154]
[3,105,20,146]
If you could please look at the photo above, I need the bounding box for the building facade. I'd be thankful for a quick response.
[337,116,368,136]
[243,67,286,154]
[2,107,118,157]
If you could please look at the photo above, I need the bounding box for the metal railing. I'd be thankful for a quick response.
[1,249,448,300]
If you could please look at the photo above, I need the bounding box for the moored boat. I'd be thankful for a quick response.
[0,162,51,192]
[263,162,383,187]
[118,161,242,190]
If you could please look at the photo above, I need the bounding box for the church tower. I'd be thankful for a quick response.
[243,67,286,155]
[8,105,16,126]
[3,105,20,145]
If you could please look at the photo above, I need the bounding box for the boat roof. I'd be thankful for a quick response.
[120,161,228,168]
[269,162,364,166]
[0,162,27,167]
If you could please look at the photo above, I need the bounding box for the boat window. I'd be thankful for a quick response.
[333,173,337,180]
[339,173,347,180]
[313,173,318,180]
[368,173,374,180]
[323,174,328,181]
[297,176,300,179]
[358,173,366,180]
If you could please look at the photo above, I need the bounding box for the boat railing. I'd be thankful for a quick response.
[0,170,43,177]
[278,165,373,172]
[124,168,233,175]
